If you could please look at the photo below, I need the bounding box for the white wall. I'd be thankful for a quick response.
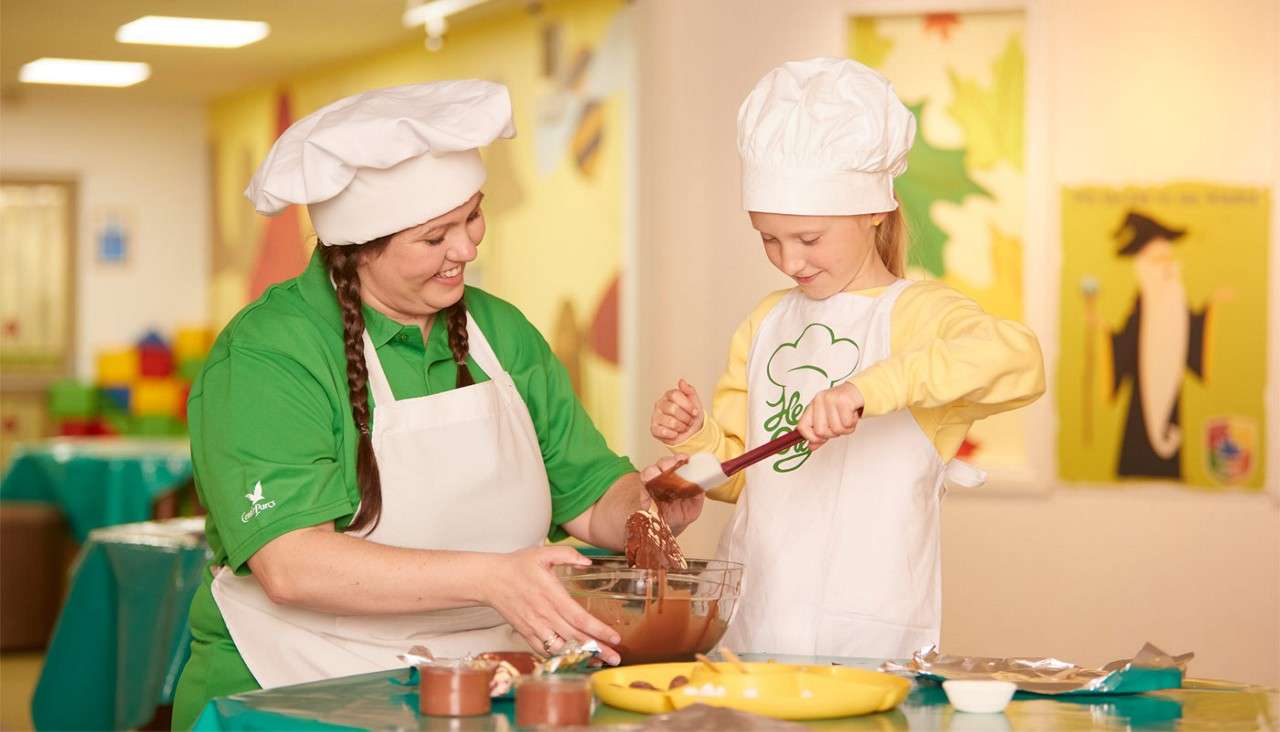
[631,0,1280,686]
[1,90,210,378]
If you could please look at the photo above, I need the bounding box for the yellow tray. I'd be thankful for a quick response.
[592,662,911,720]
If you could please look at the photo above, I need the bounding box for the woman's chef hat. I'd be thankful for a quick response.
[245,80,515,246]
[737,58,916,216]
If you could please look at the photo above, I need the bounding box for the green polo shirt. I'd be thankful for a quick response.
[194,251,633,568]
[172,250,634,729]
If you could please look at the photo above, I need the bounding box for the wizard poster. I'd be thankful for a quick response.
[1058,183,1269,490]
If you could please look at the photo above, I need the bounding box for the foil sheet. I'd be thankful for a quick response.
[882,642,1193,695]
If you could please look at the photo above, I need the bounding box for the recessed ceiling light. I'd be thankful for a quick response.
[116,16,269,49]
[19,58,151,87]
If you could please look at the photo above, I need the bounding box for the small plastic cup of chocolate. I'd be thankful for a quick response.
[514,674,593,728]
[419,660,496,717]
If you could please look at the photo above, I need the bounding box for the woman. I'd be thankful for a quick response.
[173,80,699,728]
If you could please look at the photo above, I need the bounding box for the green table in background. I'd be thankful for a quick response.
[32,518,209,731]
[0,438,193,541]
[193,655,1277,731]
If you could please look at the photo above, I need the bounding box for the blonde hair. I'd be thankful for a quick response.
[874,201,909,277]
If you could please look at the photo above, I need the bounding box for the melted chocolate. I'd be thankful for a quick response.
[625,509,687,570]
[514,676,592,728]
[577,590,726,665]
[419,663,494,717]
[644,459,701,502]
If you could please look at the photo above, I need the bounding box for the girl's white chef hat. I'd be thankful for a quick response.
[246,80,515,246]
[737,58,916,216]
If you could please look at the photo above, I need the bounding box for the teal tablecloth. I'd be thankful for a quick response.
[32,518,209,731]
[0,438,193,542]
[192,656,1278,731]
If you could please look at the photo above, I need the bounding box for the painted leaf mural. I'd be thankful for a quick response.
[947,36,1025,172]
[896,102,989,277]
[848,11,1030,472]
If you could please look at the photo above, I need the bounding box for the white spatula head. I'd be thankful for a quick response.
[675,452,729,492]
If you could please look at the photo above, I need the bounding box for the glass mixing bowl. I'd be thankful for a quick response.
[556,556,743,665]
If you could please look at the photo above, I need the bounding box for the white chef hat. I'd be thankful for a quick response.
[245,80,516,246]
[737,58,916,216]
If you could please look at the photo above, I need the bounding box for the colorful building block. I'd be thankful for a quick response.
[55,418,109,437]
[100,386,131,413]
[96,349,139,385]
[132,378,183,417]
[137,330,168,349]
[47,379,99,419]
[103,411,133,435]
[134,415,185,437]
[174,327,214,362]
[138,344,175,378]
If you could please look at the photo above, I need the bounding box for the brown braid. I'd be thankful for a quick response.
[445,301,475,387]
[320,239,388,534]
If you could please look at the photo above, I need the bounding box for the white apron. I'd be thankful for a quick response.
[718,281,985,658]
[212,317,552,689]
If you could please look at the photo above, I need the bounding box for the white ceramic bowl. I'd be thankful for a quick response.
[942,680,1018,713]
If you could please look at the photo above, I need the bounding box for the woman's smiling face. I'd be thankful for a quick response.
[357,192,485,321]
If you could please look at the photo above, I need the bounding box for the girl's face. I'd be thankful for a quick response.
[750,210,886,299]
[358,192,485,322]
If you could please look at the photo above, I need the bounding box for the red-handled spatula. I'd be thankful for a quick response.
[646,407,865,501]
[645,430,806,501]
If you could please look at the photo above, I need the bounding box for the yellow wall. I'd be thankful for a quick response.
[209,0,632,450]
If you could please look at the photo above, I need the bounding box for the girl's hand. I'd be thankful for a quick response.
[797,382,864,450]
[650,379,704,445]
[640,456,704,535]
[480,546,622,665]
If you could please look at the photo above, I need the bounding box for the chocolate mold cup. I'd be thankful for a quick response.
[420,659,497,717]
[554,557,743,665]
[514,673,594,727]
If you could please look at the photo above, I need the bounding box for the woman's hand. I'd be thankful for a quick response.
[641,456,704,535]
[650,379,704,445]
[480,546,623,665]
[797,382,865,450]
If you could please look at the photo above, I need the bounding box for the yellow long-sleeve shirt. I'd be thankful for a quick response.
[669,280,1046,502]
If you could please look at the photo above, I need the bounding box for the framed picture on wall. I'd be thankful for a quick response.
[0,176,77,467]
[1058,183,1270,492]
[0,177,77,381]
[845,0,1053,493]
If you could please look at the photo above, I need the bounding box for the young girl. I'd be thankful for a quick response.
[651,58,1045,658]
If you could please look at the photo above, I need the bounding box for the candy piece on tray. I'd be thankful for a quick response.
[477,651,539,675]
[629,681,658,690]
[541,640,602,674]
[487,659,520,696]
[625,509,687,570]
[396,645,435,668]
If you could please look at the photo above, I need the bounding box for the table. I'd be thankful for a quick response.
[0,438,193,542]
[32,518,209,731]
[193,657,1278,730]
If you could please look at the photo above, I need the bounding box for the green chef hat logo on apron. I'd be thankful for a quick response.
[763,323,861,473]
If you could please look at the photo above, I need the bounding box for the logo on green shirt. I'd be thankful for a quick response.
[241,481,277,523]
[763,323,860,473]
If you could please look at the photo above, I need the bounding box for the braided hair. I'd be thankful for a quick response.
[321,240,473,533]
